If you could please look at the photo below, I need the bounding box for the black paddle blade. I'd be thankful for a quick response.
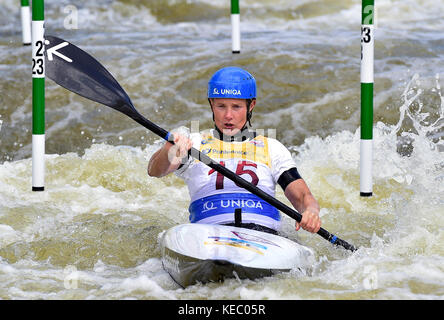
[45,35,135,114]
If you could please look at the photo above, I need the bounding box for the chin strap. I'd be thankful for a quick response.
[246,98,253,126]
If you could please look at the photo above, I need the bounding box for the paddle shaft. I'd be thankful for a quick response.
[44,35,357,252]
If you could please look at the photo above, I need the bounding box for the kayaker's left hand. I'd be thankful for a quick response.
[295,207,321,233]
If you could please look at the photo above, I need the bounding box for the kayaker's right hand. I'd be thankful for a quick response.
[167,133,193,166]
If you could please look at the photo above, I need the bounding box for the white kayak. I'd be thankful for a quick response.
[160,223,315,287]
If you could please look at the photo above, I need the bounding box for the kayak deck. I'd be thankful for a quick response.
[160,223,314,287]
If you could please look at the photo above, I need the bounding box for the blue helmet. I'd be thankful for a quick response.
[208,66,256,99]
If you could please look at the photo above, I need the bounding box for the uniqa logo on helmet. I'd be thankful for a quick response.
[207,66,256,99]
[212,88,242,96]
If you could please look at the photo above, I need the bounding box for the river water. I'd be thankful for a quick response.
[0,0,443,300]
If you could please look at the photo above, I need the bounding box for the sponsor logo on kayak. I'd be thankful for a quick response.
[203,229,283,255]
[204,237,265,255]
[231,231,281,248]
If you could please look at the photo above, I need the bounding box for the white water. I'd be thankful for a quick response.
[0,0,443,299]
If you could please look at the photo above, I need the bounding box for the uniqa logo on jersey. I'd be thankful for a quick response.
[202,198,264,213]
[212,88,242,96]
[189,193,280,224]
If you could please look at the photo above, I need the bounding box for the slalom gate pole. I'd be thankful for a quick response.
[231,0,240,54]
[360,0,374,197]
[32,0,45,192]
[21,0,32,45]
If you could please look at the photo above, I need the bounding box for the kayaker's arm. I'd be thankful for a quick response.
[148,134,192,177]
[283,179,321,233]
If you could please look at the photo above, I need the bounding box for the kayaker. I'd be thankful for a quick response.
[148,66,321,235]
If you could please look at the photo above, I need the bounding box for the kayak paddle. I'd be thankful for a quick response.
[44,35,357,252]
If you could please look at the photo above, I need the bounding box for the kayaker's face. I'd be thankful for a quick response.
[211,98,255,136]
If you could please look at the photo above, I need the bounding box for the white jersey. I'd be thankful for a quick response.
[175,129,297,231]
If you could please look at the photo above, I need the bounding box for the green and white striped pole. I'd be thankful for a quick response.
[360,0,374,197]
[32,0,45,192]
[231,0,240,54]
[21,0,31,45]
